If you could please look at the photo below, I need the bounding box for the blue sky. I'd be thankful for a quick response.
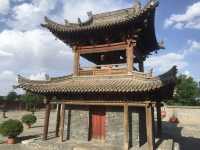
[0,0,200,95]
[155,0,200,78]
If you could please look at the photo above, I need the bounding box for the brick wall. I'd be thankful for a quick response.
[64,106,146,148]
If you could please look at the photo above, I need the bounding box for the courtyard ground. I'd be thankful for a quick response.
[0,110,199,150]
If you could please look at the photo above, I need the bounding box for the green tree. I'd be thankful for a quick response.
[20,93,42,114]
[6,91,18,101]
[0,96,4,101]
[171,74,199,106]
[0,96,7,118]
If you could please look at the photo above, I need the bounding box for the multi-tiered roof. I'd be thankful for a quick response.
[17,0,176,101]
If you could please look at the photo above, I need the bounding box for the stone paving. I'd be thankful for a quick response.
[0,110,199,150]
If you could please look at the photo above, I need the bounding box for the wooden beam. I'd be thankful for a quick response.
[139,61,144,72]
[77,41,127,54]
[126,39,136,74]
[43,98,51,140]
[77,41,126,49]
[124,103,129,150]
[50,101,147,107]
[60,103,65,142]
[55,104,61,137]
[145,104,155,150]
[156,103,162,138]
[73,47,80,76]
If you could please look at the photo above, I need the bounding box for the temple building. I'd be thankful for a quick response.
[17,0,177,150]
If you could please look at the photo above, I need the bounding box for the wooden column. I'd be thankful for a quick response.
[139,61,144,72]
[145,104,155,150]
[126,39,136,74]
[156,103,162,138]
[55,104,61,137]
[73,46,80,76]
[43,98,51,140]
[124,103,129,150]
[60,103,66,142]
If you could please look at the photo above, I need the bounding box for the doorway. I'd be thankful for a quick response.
[90,107,106,141]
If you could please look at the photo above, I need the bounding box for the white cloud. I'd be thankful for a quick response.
[187,40,200,52]
[183,70,191,77]
[0,70,17,95]
[0,70,15,80]
[7,0,58,30]
[0,29,74,95]
[164,1,200,29]
[0,50,13,57]
[0,0,133,95]
[6,0,131,30]
[0,0,10,15]
[29,72,47,80]
[62,0,130,23]
[11,0,26,2]
[0,29,73,75]
[145,53,187,73]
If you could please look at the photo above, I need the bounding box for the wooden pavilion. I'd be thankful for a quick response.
[17,0,177,150]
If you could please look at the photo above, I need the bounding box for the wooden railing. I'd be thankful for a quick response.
[78,64,128,76]
[79,68,128,76]
[78,64,153,77]
[132,70,152,78]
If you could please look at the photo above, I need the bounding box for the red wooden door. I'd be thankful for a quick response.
[91,107,105,140]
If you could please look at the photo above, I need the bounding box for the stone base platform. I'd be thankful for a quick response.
[19,137,178,150]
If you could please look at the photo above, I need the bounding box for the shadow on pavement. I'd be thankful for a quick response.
[157,121,200,150]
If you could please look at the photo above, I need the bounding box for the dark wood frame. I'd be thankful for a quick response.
[43,99,162,150]
[42,39,159,150]
[72,40,138,76]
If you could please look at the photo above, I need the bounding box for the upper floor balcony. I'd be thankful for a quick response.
[78,63,152,78]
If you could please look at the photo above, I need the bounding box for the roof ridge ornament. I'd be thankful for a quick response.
[77,12,93,26]
[64,19,68,25]
[87,11,93,18]
[133,0,141,14]
[78,18,82,25]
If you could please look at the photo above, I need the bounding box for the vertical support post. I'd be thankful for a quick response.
[43,97,51,140]
[60,103,66,142]
[55,104,61,137]
[124,103,129,150]
[73,46,80,76]
[145,103,155,150]
[156,103,162,138]
[126,39,136,74]
[139,61,144,72]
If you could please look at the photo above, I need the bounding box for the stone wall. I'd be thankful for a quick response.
[63,105,146,148]
[64,106,89,141]
[106,107,146,148]
[129,107,146,147]
[106,107,124,145]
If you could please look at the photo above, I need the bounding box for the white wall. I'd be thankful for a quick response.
[161,106,200,124]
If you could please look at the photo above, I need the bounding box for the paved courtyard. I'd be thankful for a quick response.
[0,110,199,150]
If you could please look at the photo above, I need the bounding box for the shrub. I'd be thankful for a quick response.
[21,114,37,126]
[0,119,23,138]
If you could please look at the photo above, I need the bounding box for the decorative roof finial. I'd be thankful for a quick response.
[45,74,50,81]
[87,11,93,18]
[133,0,141,13]
[64,19,69,25]
[133,0,141,6]
[78,18,82,25]
[158,40,165,49]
